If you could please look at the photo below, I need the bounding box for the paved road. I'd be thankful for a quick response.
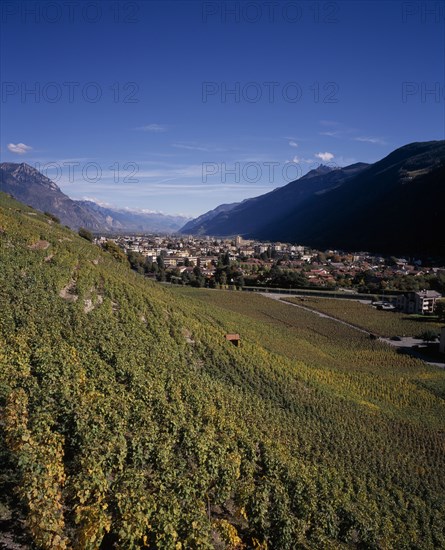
[261,293,445,368]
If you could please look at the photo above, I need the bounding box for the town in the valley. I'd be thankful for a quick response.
[94,233,445,318]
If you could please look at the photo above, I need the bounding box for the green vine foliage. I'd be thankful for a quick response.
[1,192,445,549]
[283,296,442,337]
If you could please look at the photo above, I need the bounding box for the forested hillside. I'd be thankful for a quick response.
[1,192,445,549]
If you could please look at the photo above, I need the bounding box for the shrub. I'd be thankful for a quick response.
[78,227,94,242]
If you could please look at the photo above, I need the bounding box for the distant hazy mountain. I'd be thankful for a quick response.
[180,141,445,258]
[180,162,369,237]
[0,163,189,233]
[77,200,189,234]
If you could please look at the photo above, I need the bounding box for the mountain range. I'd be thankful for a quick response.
[2,140,444,257]
[0,162,189,233]
[181,162,369,237]
[180,141,445,258]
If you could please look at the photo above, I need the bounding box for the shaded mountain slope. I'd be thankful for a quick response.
[256,140,445,257]
[180,163,369,237]
[180,202,240,234]
[181,141,445,258]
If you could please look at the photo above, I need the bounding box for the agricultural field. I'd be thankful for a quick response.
[1,193,445,549]
[172,287,445,416]
[280,295,442,338]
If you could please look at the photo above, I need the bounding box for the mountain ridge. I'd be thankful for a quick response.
[0,162,189,233]
[255,140,445,257]
[180,201,240,234]
[180,141,445,258]
[180,161,370,237]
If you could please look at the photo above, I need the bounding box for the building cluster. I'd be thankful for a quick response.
[96,234,311,277]
[95,233,445,308]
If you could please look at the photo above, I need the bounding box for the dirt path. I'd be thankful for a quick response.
[260,293,445,368]
[260,293,371,334]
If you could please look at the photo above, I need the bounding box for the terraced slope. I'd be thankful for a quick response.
[1,193,445,549]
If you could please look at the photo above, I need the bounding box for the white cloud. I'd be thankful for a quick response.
[355,136,387,145]
[172,142,226,152]
[7,142,33,154]
[172,143,209,152]
[81,196,114,207]
[58,162,207,189]
[318,120,358,139]
[288,141,299,148]
[135,124,167,132]
[315,152,334,162]
[292,156,313,164]
[319,131,342,137]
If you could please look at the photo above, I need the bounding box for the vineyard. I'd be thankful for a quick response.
[1,192,445,549]
[281,296,442,338]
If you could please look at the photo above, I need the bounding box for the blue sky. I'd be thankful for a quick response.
[1,0,444,216]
